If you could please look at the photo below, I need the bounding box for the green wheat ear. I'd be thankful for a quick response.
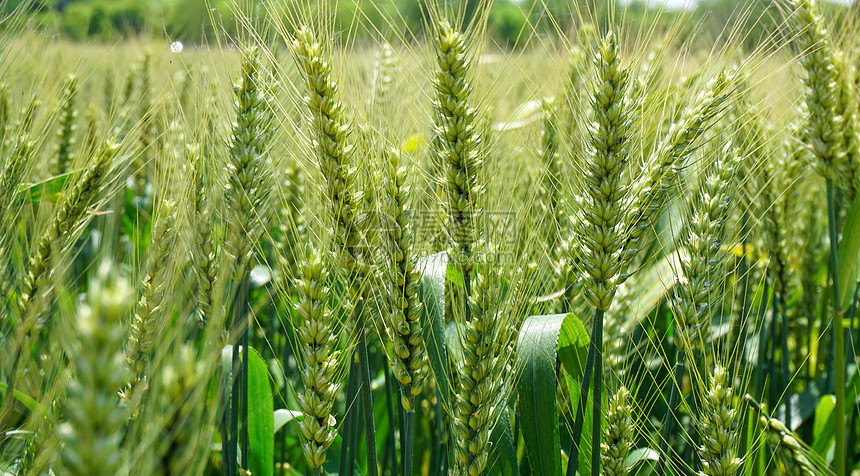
[697,366,742,476]
[602,386,634,476]
[452,246,505,476]
[745,395,830,476]
[295,246,341,470]
[187,143,217,325]
[382,146,425,411]
[54,73,78,175]
[292,25,367,318]
[576,31,632,311]
[431,19,483,280]
[836,55,860,201]
[224,46,275,280]
[123,199,178,415]
[58,262,131,476]
[622,70,733,275]
[19,141,118,317]
[672,146,741,356]
[789,0,842,179]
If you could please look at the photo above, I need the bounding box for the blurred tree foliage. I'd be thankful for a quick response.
[0,0,853,48]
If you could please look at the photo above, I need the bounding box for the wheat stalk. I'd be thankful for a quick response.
[788,1,848,471]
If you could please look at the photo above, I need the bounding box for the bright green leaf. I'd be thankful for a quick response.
[814,395,836,440]
[557,313,588,378]
[247,347,274,476]
[516,313,569,476]
[418,252,451,411]
[838,195,860,310]
[16,171,73,203]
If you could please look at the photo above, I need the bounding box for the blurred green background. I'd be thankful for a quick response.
[2,0,856,47]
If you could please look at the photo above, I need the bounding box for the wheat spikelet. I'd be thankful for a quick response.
[836,56,860,201]
[370,41,398,115]
[746,395,831,476]
[382,146,425,411]
[224,46,275,280]
[576,31,632,311]
[697,366,742,476]
[672,146,741,354]
[292,26,367,322]
[54,73,78,175]
[275,160,305,289]
[17,94,40,135]
[452,250,505,476]
[623,71,732,278]
[18,141,118,317]
[789,0,842,178]
[0,132,34,212]
[57,263,131,476]
[295,247,341,469]
[188,143,217,324]
[123,199,177,414]
[432,19,483,279]
[602,386,634,476]
[538,96,566,285]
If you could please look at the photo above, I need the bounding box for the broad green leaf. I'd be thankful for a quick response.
[839,195,860,310]
[219,346,274,476]
[813,395,836,440]
[274,409,303,435]
[557,313,588,378]
[516,313,580,476]
[247,347,274,476]
[16,171,73,202]
[444,321,464,364]
[446,260,465,288]
[418,252,451,411]
[813,366,860,455]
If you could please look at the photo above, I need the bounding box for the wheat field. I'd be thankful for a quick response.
[1,1,860,475]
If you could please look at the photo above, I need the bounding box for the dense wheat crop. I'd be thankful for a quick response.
[2,0,860,475]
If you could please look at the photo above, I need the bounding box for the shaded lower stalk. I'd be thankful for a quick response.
[228,275,250,476]
[767,298,779,410]
[826,177,846,476]
[404,406,416,476]
[656,355,686,476]
[591,313,603,476]
[383,363,399,475]
[779,293,791,429]
[754,277,771,401]
[340,358,359,476]
[566,307,602,475]
[355,303,379,476]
